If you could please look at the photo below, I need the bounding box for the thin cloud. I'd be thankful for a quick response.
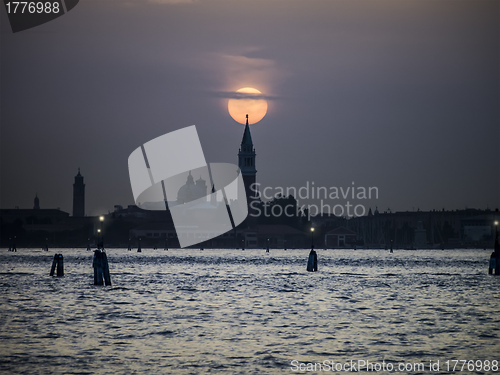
[210,91,279,101]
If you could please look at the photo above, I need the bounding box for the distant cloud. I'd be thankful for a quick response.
[188,50,289,98]
[210,91,278,101]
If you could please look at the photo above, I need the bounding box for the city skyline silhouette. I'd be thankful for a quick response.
[1,0,498,217]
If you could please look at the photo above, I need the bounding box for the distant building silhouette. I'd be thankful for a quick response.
[325,226,357,248]
[33,194,40,210]
[414,220,427,248]
[238,114,257,204]
[73,168,85,217]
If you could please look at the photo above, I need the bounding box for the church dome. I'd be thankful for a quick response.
[177,171,207,204]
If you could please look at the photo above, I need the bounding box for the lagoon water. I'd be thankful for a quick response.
[1,248,499,374]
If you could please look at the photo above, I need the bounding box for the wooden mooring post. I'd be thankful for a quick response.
[488,221,500,275]
[50,254,64,277]
[307,249,318,272]
[307,227,318,272]
[93,249,111,286]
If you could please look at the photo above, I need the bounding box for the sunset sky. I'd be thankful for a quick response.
[1,0,498,216]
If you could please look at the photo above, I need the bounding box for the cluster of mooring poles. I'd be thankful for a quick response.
[50,254,64,277]
[93,249,111,286]
[47,215,112,285]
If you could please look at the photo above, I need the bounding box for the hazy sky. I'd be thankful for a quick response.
[1,0,498,216]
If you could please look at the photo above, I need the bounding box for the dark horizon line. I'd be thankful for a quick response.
[1,204,498,217]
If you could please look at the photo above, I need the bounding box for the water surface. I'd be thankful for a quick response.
[1,248,498,374]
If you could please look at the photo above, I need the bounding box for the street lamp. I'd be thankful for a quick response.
[310,227,315,250]
[495,221,499,251]
[99,216,104,250]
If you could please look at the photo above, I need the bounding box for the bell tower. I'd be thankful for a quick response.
[73,168,85,217]
[238,114,257,203]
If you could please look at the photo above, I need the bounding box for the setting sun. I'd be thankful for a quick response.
[228,87,268,125]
